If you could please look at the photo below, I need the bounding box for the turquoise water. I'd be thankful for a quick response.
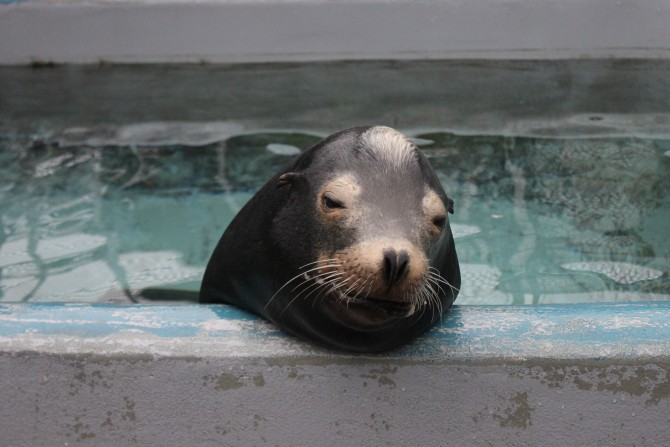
[0,128,668,304]
[0,61,668,304]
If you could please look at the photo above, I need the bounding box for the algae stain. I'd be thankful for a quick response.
[365,412,391,434]
[100,411,114,428]
[252,373,265,387]
[65,415,97,442]
[215,424,232,436]
[592,365,670,405]
[360,366,398,389]
[521,363,670,406]
[216,373,244,391]
[287,367,309,380]
[253,414,266,429]
[493,392,534,430]
[647,373,670,406]
[122,397,136,422]
[573,376,593,391]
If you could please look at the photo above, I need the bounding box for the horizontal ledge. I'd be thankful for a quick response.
[1,302,669,362]
[2,0,670,64]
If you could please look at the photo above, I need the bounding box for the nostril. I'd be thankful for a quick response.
[383,251,394,280]
[382,249,410,287]
[382,249,396,284]
[396,251,409,281]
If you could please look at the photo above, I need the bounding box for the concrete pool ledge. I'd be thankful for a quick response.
[1,0,670,65]
[2,303,670,445]
[1,302,670,361]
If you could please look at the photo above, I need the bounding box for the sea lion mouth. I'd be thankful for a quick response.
[350,297,415,317]
[323,291,417,328]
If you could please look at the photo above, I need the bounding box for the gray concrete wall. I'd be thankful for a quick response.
[1,0,670,65]
[4,354,669,446]
[2,303,669,446]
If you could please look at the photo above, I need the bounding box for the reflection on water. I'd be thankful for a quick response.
[0,125,668,304]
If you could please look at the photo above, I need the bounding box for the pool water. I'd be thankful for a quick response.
[0,61,668,304]
[1,128,668,304]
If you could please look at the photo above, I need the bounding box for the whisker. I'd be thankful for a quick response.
[280,272,344,315]
[429,284,444,321]
[428,270,460,294]
[341,278,362,299]
[299,258,339,270]
[289,272,343,304]
[304,277,347,308]
[418,285,434,320]
[351,273,374,301]
[265,263,341,309]
[295,271,343,297]
[311,281,340,308]
[330,277,351,295]
[289,268,341,293]
[310,272,358,308]
[364,274,376,298]
[426,275,447,297]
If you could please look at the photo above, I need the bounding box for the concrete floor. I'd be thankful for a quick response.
[2,303,669,446]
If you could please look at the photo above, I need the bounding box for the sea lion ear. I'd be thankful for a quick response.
[447,198,455,214]
[277,172,301,188]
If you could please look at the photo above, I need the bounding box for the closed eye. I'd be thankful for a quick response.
[323,195,345,210]
[432,216,446,230]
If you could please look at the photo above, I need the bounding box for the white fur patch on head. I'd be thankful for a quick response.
[422,188,448,236]
[322,174,361,203]
[318,174,362,225]
[422,188,446,220]
[360,126,417,169]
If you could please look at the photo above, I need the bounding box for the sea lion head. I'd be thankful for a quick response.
[266,126,460,347]
[201,126,460,352]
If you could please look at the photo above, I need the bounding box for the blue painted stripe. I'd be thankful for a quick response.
[0,303,256,338]
[1,303,669,359]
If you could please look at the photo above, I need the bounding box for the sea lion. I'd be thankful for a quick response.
[200,126,460,352]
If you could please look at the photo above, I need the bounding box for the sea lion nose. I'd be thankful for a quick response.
[382,249,410,288]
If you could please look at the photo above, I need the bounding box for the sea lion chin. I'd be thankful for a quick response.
[200,125,460,352]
